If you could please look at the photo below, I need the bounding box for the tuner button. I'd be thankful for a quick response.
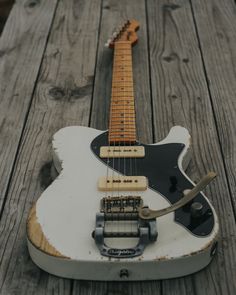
[105,39,112,47]
[113,32,118,37]
[118,25,124,32]
[190,202,203,218]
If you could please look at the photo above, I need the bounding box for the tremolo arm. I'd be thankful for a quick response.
[139,172,217,220]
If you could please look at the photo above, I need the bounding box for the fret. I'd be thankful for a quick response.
[110,117,135,120]
[110,120,136,124]
[110,116,135,118]
[114,54,131,56]
[111,103,135,106]
[112,90,134,93]
[110,128,136,132]
[110,131,136,134]
[111,95,134,98]
[109,136,136,140]
[110,127,136,132]
[114,46,131,50]
[108,138,136,143]
[112,87,133,90]
[110,123,136,126]
[110,109,135,112]
[111,104,134,107]
[112,75,133,78]
[110,111,135,114]
[111,101,134,104]
[114,57,132,60]
[110,127,136,131]
[112,80,133,84]
[111,107,135,109]
[113,70,133,74]
[110,117,136,119]
[111,98,134,101]
[110,125,136,128]
[113,65,132,69]
[110,120,135,123]
[110,133,136,137]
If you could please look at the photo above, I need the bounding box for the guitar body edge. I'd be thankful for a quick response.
[27,125,219,281]
[27,236,217,280]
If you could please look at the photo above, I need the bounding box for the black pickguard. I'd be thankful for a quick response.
[91,131,214,236]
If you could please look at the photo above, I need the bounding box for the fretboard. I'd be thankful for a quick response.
[108,41,136,144]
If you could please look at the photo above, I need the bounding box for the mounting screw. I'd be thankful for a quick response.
[141,207,150,217]
[211,241,218,257]
[120,269,129,278]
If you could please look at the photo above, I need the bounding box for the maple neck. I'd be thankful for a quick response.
[108,41,136,144]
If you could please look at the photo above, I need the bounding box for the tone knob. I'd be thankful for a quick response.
[190,202,203,218]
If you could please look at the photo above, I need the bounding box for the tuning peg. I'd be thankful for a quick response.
[112,32,118,38]
[105,38,112,47]
[117,24,124,32]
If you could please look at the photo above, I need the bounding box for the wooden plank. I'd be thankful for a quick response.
[190,0,236,294]
[147,0,236,294]
[191,0,236,214]
[0,0,58,213]
[73,281,161,295]
[0,0,101,293]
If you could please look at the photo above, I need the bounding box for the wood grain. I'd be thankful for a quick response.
[191,0,236,215]
[0,0,58,213]
[27,205,66,258]
[0,0,235,293]
[190,0,236,293]
[0,0,101,294]
[0,0,14,34]
[147,0,236,294]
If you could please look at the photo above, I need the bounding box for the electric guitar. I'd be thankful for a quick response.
[27,20,219,281]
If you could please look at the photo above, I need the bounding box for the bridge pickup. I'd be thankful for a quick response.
[98,176,148,191]
[100,146,145,158]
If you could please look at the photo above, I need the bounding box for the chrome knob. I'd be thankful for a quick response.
[191,202,203,218]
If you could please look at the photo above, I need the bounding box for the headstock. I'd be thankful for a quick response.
[105,19,139,48]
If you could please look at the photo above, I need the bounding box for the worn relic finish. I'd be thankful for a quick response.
[27,125,219,280]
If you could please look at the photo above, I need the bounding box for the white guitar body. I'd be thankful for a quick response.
[27,125,219,281]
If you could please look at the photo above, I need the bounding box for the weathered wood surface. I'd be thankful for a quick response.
[0,0,101,293]
[191,0,236,213]
[0,0,58,213]
[0,0,235,294]
[148,1,236,294]
[0,0,14,34]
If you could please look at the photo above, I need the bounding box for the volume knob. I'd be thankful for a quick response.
[190,202,203,218]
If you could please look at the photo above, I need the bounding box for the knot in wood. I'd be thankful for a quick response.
[25,0,40,8]
[49,87,66,100]
[162,4,180,12]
